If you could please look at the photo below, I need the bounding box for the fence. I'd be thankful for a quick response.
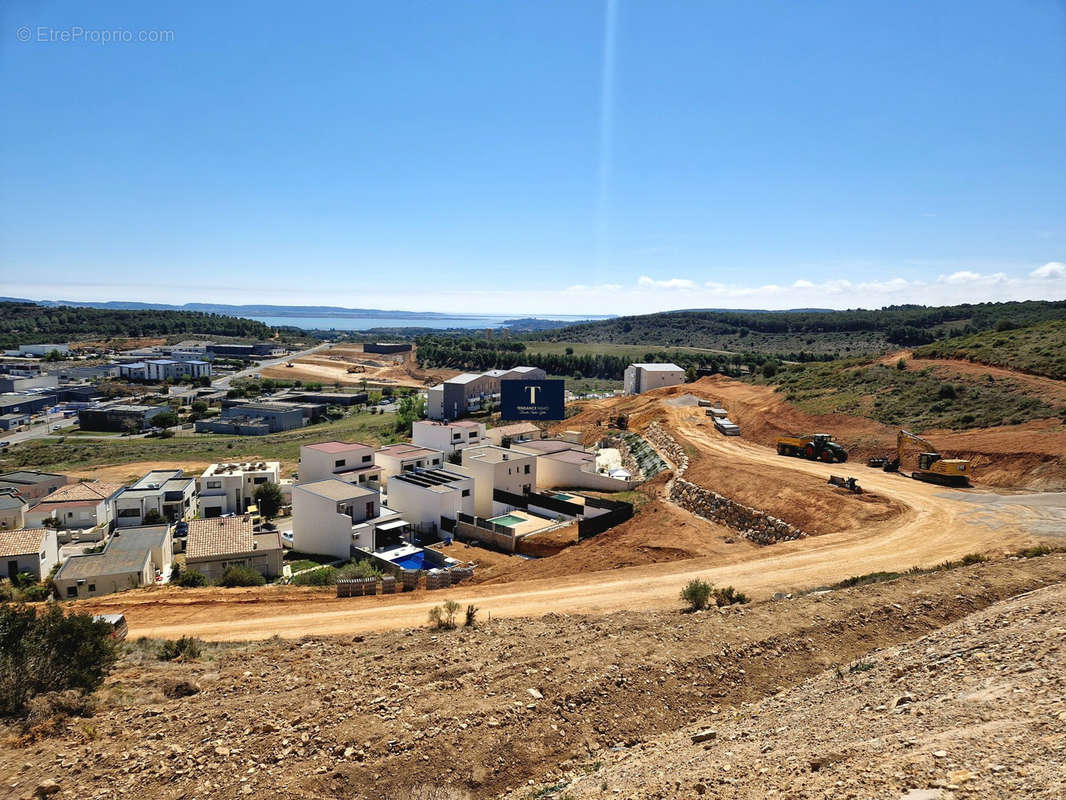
[578,498,633,539]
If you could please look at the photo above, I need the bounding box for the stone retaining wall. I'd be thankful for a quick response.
[644,420,807,545]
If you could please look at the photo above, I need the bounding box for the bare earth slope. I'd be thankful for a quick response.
[4,555,1066,800]
[528,578,1066,800]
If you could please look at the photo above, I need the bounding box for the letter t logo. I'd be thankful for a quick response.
[526,385,540,403]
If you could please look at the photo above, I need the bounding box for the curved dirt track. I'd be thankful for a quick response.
[85,405,1066,641]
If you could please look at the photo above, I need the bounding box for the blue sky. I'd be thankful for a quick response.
[2,0,1064,314]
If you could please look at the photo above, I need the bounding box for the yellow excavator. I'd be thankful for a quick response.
[883,429,972,486]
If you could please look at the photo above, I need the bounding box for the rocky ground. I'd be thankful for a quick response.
[3,554,1066,800]
[520,579,1066,800]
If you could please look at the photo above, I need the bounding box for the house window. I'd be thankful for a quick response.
[365,502,374,518]
[334,459,345,468]
[461,489,470,497]
[432,458,440,466]
[524,465,530,474]
[253,477,267,485]
[66,586,77,598]
[118,508,140,518]
[362,455,371,463]
[88,584,95,592]
[206,480,222,489]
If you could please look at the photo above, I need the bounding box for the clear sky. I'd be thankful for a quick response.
[2,0,1064,314]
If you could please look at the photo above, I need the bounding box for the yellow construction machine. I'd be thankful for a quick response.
[884,429,972,486]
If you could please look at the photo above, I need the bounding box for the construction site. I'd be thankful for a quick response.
[260,342,457,389]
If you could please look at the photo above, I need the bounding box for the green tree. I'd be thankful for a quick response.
[151,410,179,430]
[253,482,283,520]
[680,578,713,612]
[0,603,117,717]
[142,509,166,525]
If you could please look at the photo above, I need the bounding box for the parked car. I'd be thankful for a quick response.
[173,520,188,536]
[281,531,294,548]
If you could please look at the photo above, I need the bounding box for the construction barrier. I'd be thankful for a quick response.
[381,575,397,594]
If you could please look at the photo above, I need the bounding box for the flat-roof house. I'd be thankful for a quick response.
[623,363,685,395]
[53,525,172,599]
[291,479,401,559]
[24,481,124,536]
[411,419,487,455]
[0,470,67,501]
[197,461,280,518]
[145,359,211,381]
[185,516,283,582]
[0,489,28,530]
[374,444,444,482]
[510,439,632,492]
[452,445,536,517]
[386,469,474,535]
[114,469,197,527]
[484,422,547,447]
[0,528,58,581]
[299,441,381,487]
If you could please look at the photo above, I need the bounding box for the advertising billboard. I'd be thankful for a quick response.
[500,379,565,421]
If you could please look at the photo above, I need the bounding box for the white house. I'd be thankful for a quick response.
[291,479,402,559]
[623,363,685,395]
[510,440,632,492]
[385,468,474,534]
[197,461,280,518]
[484,422,547,447]
[114,469,196,527]
[374,444,444,482]
[0,528,59,581]
[0,490,28,530]
[24,481,124,535]
[53,524,172,599]
[299,441,381,487]
[411,419,487,456]
[452,445,537,517]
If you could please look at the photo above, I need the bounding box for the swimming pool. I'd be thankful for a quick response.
[551,492,575,502]
[488,513,525,527]
[390,551,436,571]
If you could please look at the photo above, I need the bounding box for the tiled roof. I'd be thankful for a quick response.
[33,481,124,506]
[0,528,48,558]
[185,515,256,560]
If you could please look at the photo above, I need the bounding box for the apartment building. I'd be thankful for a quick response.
[197,461,280,517]
[411,419,486,455]
[144,359,212,381]
[426,366,547,419]
[623,363,685,395]
[114,469,197,527]
[299,441,382,487]
[453,444,536,517]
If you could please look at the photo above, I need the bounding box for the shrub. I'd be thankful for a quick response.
[336,561,382,580]
[464,604,478,627]
[175,569,209,588]
[896,357,907,370]
[142,509,166,525]
[959,552,987,565]
[158,635,202,662]
[680,578,713,611]
[292,566,337,586]
[218,565,266,587]
[428,599,461,630]
[0,603,117,717]
[21,689,97,738]
[713,585,749,606]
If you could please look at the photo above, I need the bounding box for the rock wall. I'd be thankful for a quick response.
[643,421,806,545]
[669,478,806,545]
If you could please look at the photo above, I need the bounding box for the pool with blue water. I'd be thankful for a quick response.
[391,551,436,571]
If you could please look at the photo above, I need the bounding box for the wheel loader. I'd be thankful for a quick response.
[776,433,848,463]
[883,429,972,487]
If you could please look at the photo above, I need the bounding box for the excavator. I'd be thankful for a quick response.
[883,429,972,487]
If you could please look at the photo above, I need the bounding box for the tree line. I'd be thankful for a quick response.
[0,302,273,347]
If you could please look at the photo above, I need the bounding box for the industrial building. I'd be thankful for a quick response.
[78,404,168,432]
[623,363,685,395]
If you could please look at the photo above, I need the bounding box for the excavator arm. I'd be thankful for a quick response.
[897,429,939,462]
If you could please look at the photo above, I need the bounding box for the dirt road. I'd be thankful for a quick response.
[83,408,1066,641]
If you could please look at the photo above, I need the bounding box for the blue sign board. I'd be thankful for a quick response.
[500,379,565,421]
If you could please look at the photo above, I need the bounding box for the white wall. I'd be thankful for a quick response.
[411,421,486,455]
[291,485,377,559]
[385,474,473,531]
[534,456,632,492]
[455,448,537,517]
[0,529,58,580]
[299,444,376,482]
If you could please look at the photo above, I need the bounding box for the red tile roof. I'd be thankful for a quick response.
[0,528,48,558]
